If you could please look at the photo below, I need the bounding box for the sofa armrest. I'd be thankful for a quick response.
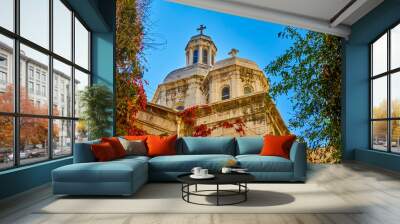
[289,141,307,182]
[73,140,100,163]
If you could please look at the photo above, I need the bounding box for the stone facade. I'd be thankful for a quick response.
[137,29,289,137]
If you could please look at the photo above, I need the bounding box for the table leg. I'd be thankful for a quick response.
[217,184,219,206]
[195,184,198,192]
[245,183,247,201]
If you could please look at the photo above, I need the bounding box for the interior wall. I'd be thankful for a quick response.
[344,0,400,170]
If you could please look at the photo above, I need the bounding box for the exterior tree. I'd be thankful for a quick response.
[0,85,57,150]
[115,0,149,135]
[265,27,342,160]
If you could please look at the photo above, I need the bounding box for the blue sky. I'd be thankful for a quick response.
[143,0,306,131]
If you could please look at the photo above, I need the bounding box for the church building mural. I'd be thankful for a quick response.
[135,26,289,137]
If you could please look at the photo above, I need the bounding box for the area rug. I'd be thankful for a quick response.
[37,183,361,214]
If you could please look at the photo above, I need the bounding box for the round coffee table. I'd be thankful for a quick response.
[177,173,255,206]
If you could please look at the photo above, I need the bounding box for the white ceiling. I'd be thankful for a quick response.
[168,0,384,38]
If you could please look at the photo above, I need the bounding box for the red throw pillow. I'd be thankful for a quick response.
[124,135,148,141]
[101,137,126,158]
[91,142,117,161]
[260,135,296,159]
[146,135,177,157]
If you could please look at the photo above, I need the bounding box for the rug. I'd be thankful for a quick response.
[37,183,361,214]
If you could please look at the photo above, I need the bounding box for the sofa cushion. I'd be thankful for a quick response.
[53,158,147,183]
[260,135,296,159]
[101,137,127,158]
[147,135,177,157]
[178,137,235,155]
[119,138,147,156]
[236,137,263,155]
[149,154,235,172]
[91,142,118,161]
[236,155,293,172]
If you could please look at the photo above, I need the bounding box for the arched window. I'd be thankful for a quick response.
[202,49,208,64]
[221,86,230,100]
[244,85,253,95]
[193,49,199,64]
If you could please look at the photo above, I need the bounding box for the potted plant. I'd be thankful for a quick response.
[79,84,113,140]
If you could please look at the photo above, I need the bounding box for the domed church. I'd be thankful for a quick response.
[136,25,289,137]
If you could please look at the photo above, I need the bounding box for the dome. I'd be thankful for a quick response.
[163,63,211,83]
[211,57,261,71]
[185,34,217,51]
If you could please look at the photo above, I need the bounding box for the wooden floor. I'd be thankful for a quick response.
[1,162,400,224]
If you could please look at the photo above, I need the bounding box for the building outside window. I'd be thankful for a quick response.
[371,23,400,154]
[221,86,230,100]
[28,66,34,79]
[0,0,92,170]
[36,83,40,95]
[28,81,34,94]
[41,85,46,97]
[193,49,199,64]
[202,49,208,64]
[0,54,7,88]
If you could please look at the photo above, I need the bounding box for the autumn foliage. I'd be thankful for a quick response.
[178,105,246,137]
[115,0,149,135]
[0,85,59,150]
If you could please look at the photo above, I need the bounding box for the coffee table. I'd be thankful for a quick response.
[177,173,255,206]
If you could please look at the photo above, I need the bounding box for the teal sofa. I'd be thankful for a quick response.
[52,137,306,196]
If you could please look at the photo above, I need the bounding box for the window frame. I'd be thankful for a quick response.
[370,21,400,154]
[0,0,92,171]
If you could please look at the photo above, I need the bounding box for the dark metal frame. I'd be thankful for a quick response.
[181,183,249,206]
[0,0,92,171]
[370,21,400,154]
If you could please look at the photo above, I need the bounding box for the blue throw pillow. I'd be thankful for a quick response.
[180,137,235,155]
[236,137,263,155]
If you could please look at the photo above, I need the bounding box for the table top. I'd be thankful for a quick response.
[177,172,255,185]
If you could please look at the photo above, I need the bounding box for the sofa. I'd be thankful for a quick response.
[52,136,306,196]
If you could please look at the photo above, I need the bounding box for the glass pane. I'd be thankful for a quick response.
[0,116,13,170]
[372,76,387,119]
[0,0,14,31]
[74,69,89,118]
[372,121,388,151]
[53,119,72,157]
[53,0,72,60]
[391,120,400,153]
[75,120,88,143]
[0,35,14,112]
[74,18,89,70]
[391,24,400,70]
[20,44,49,115]
[53,59,72,117]
[20,117,49,165]
[372,33,387,76]
[20,0,49,48]
[391,72,400,118]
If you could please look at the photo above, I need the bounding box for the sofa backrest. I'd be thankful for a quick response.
[177,137,236,155]
[73,139,100,163]
[235,136,263,155]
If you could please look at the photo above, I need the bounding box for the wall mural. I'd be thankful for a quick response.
[115,0,342,163]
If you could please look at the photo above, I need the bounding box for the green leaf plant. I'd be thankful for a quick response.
[79,84,114,140]
[265,27,342,162]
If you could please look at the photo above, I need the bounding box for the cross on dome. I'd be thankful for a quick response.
[229,48,239,57]
[197,24,206,35]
